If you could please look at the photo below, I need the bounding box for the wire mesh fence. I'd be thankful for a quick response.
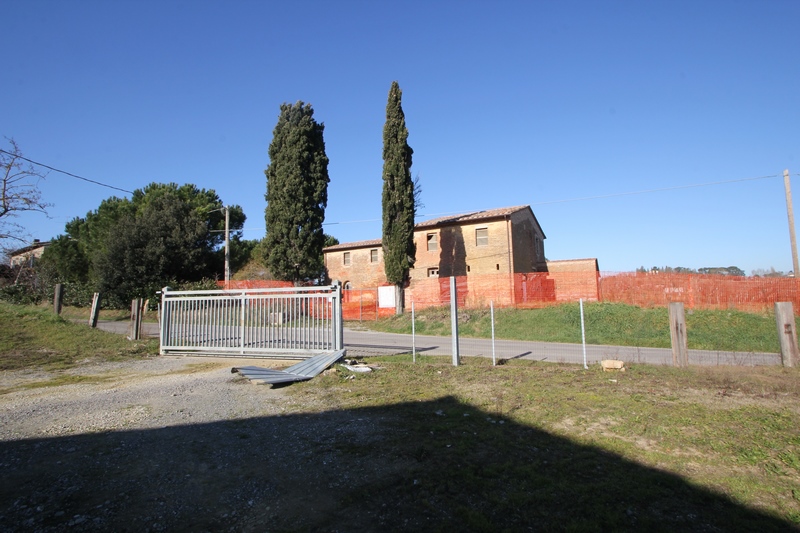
[342,272,790,367]
[344,271,800,318]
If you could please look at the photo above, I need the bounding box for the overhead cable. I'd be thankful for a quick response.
[0,149,134,194]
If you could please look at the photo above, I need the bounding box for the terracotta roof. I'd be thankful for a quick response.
[323,205,538,252]
[414,205,530,229]
[324,239,382,252]
[9,241,50,257]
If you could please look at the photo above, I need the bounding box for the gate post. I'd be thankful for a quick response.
[333,281,343,350]
[159,287,170,354]
[775,302,799,367]
[669,302,688,367]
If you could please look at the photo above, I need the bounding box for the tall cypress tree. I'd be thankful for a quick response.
[264,102,329,282]
[381,81,415,313]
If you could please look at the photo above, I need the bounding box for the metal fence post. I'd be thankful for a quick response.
[450,276,460,366]
[580,298,588,370]
[412,300,416,363]
[334,281,343,350]
[491,300,496,366]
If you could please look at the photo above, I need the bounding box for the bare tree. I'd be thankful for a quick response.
[0,138,50,247]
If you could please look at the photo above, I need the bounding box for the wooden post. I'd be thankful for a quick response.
[53,283,64,315]
[129,298,143,340]
[450,276,460,366]
[784,170,800,277]
[668,302,688,367]
[89,292,101,328]
[775,302,799,367]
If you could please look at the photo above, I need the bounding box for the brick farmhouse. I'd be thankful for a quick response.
[324,206,548,291]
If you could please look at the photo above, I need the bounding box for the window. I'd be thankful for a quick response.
[427,267,439,278]
[343,252,351,266]
[426,233,438,252]
[370,249,379,263]
[476,228,489,246]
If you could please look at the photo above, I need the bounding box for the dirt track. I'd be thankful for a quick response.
[0,356,405,532]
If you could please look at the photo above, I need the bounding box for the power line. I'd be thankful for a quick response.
[318,173,784,227]
[0,149,134,194]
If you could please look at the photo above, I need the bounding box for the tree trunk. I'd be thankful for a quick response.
[395,284,405,315]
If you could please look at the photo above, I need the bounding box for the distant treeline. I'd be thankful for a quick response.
[636,266,792,278]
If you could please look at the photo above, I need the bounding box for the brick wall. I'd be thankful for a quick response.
[325,244,387,289]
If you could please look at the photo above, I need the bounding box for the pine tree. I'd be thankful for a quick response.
[264,102,329,282]
[381,82,415,313]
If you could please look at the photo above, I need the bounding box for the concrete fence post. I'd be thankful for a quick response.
[89,293,101,328]
[129,298,143,340]
[775,302,799,367]
[53,284,64,315]
[668,302,689,367]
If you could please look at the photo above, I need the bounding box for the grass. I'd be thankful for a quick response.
[58,305,158,322]
[2,300,799,529]
[361,301,786,353]
[0,301,158,371]
[294,355,800,530]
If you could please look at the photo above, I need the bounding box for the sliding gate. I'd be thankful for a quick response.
[159,284,343,358]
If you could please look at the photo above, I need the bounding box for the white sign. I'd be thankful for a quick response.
[378,286,396,308]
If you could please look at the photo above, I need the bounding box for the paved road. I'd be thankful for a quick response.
[94,320,781,367]
[342,328,781,366]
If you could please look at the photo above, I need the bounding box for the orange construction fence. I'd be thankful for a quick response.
[222,272,800,320]
[340,271,800,320]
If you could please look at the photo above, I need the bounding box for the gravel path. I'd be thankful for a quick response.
[0,356,405,532]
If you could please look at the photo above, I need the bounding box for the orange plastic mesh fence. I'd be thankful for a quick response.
[342,271,800,319]
[225,272,800,320]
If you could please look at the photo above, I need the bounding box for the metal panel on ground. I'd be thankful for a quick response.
[232,349,346,385]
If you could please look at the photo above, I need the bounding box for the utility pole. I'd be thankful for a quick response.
[224,205,230,286]
[784,170,799,277]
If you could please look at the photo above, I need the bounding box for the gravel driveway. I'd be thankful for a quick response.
[0,356,405,532]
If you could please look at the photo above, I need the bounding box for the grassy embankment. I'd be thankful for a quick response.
[1,300,799,528]
[0,301,157,371]
[360,301,787,353]
[298,354,800,530]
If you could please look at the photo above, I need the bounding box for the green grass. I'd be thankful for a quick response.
[1,299,799,529]
[0,301,158,371]
[361,302,785,352]
[295,356,800,530]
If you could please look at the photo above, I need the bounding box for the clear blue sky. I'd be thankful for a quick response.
[3,0,798,274]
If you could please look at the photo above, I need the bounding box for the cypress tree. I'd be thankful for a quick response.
[264,102,330,282]
[381,81,415,313]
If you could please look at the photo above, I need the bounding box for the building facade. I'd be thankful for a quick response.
[324,205,547,290]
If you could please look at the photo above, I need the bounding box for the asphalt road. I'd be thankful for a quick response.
[94,320,781,367]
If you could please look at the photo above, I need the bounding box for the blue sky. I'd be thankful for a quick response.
[3,0,798,274]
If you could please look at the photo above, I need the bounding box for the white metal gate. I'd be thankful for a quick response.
[159,284,343,358]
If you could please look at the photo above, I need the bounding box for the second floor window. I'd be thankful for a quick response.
[343,252,351,266]
[476,228,489,247]
[427,233,438,252]
[370,249,379,263]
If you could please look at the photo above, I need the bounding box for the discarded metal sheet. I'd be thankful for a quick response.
[232,349,345,385]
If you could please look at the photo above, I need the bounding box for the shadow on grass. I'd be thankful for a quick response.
[0,396,793,532]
